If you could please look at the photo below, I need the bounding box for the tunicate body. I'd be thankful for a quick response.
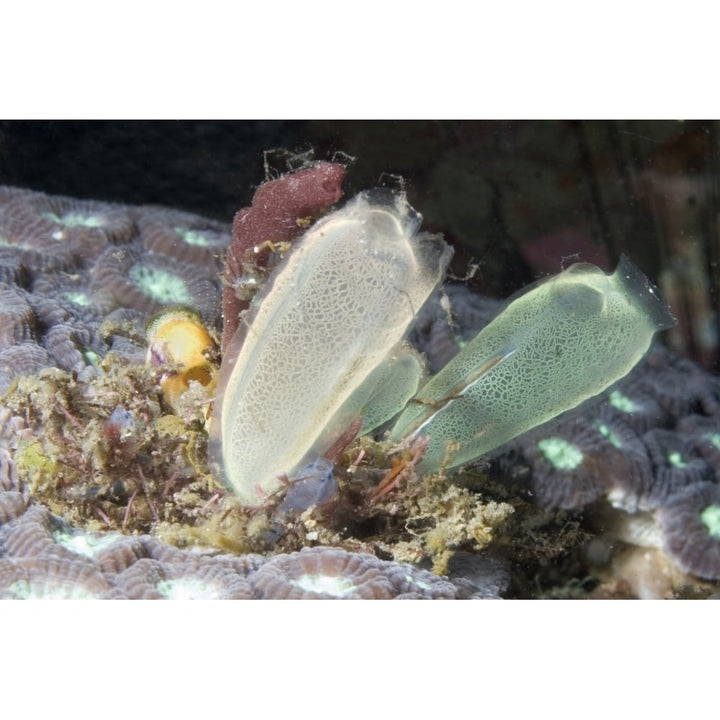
[390,256,676,473]
[210,189,452,505]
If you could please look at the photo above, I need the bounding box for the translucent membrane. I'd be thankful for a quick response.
[210,190,452,505]
[390,256,676,473]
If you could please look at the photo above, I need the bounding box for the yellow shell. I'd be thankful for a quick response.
[145,307,218,417]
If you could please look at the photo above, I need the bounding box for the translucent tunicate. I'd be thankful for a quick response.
[209,189,452,505]
[276,457,337,513]
[390,256,676,473]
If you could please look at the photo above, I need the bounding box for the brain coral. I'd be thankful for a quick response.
[0,185,231,391]
[657,482,720,580]
[248,546,457,599]
[0,488,461,599]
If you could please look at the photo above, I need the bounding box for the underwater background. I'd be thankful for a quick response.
[1,119,719,598]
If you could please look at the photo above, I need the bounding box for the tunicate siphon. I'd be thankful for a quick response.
[209,189,452,505]
[389,256,676,473]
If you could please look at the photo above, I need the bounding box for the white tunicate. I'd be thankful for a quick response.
[209,189,452,505]
[389,256,676,473]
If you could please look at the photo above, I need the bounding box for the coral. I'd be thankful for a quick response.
[0,491,27,523]
[603,386,667,433]
[0,186,231,390]
[0,482,461,598]
[676,414,720,471]
[589,410,655,512]
[0,188,135,272]
[445,552,510,599]
[221,161,346,352]
[0,342,51,394]
[90,243,219,320]
[0,557,112,599]
[0,283,36,350]
[519,421,613,509]
[657,482,720,580]
[248,546,456,599]
[641,428,715,508]
[136,206,229,268]
[635,345,718,417]
[109,557,255,599]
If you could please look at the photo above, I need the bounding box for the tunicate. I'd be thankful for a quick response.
[209,189,452,505]
[390,256,676,473]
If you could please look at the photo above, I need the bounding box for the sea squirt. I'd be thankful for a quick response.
[209,189,452,505]
[389,256,677,473]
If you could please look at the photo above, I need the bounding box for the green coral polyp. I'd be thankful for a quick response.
[292,573,356,597]
[5,580,100,600]
[594,421,623,449]
[129,264,192,305]
[608,389,640,414]
[667,451,687,468]
[61,291,91,307]
[156,578,222,600]
[700,504,720,537]
[537,437,584,470]
[174,227,212,247]
[51,527,121,559]
[43,211,105,228]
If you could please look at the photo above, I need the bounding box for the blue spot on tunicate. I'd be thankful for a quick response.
[277,457,337,513]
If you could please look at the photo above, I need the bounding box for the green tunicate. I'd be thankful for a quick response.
[704,432,720,450]
[358,346,425,435]
[390,256,676,473]
[314,344,425,447]
[608,389,640,414]
[700,504,720,538]
[537,437,584,470]
[129,264,192,305]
